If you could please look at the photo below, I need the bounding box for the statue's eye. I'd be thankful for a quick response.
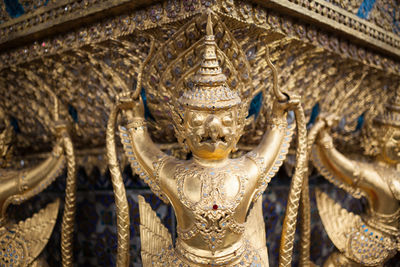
[222,115,233,126]
[191,115,204,127]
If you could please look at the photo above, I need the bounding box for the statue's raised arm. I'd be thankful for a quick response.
[312,120,366,198]
[117,95,172,203]
[0,115,65,225]
[246,97,297,201]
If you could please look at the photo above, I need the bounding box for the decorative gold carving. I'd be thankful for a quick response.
[1,0,400,77]
[0,5,398,157]
[1,0,400,265]
[0,4,8,30]
[138,194,172,266]
[60,124,77,267]
[0,111,13,169]
[0,139,65,226]
[327,0,362,14]
[261,0,400,55]
[0,0,158,44]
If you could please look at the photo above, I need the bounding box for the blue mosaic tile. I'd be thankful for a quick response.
[247,91,263,119]
[357,0,376,19]
[4,0,24,18]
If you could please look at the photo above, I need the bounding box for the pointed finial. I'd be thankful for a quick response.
[178,12,241,110]
[206,11,213,36]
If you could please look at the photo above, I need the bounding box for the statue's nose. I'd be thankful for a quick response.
[206,116,221,141]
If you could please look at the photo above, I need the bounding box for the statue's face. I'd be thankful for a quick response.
[184,107,239,160]
[381,127,400,164]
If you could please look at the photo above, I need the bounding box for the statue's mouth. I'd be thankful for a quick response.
[200,135,228,145]
[196,134,230,153]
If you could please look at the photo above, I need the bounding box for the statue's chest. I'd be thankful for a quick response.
[180,168,242,204]
[175,160,248,251]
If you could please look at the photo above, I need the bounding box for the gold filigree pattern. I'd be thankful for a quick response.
[1,0,400,266]
[0,0,400,75]
[175,159,248,251]
[310,86,400,265]
[311,146,367,199]
[0,8,398,155]
[326,0,362,14]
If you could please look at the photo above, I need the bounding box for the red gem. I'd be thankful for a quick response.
[213,204,218,210]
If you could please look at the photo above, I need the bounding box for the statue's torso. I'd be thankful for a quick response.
[160,156,260,256]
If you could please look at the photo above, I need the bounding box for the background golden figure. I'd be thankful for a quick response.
[0,92,77,267]
[0,111,64,266]
[311,90,400,266]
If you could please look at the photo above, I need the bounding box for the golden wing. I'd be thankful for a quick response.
[315,189,359,253]
[138,195,172,266]
[245,197,269,266]
[0,199,59,266]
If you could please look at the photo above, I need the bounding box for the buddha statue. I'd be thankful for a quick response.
[108,12,306,267]
[311,91,400,266]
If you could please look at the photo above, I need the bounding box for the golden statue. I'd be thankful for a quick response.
[311,90,400,266]
[0,92,77,267]
[107,12,309,267]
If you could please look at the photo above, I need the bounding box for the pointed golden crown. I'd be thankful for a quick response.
[178,13,241,110]
[375,89,400,127]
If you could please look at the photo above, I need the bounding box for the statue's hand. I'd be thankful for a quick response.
[131,96,145,118]
[318,129,334,149]
[274,94,301,112]
[116,92,145,118]
[318,112,340,128]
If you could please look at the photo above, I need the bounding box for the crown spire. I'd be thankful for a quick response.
[178,12,241,110]
[206,11,213,36]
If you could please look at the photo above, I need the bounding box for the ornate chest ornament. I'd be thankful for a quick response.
[106,10,309,267]
[175,160,248,251]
